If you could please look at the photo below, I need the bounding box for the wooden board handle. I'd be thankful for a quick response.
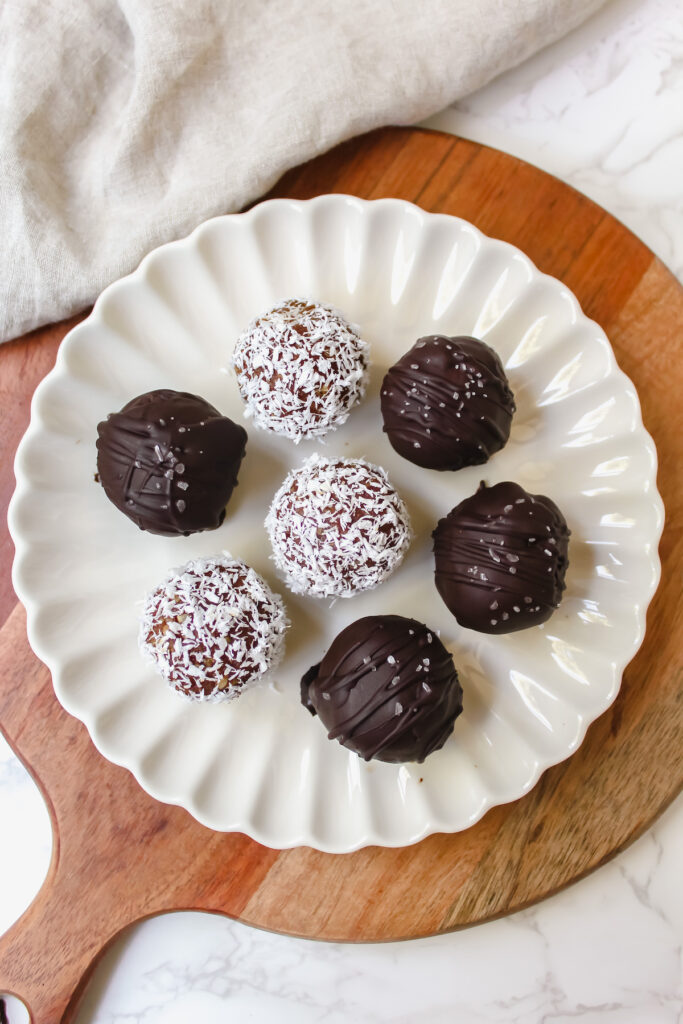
[1,130,681,1011]
[0,608,126,1023]
[0,841,124,1024]
[0,606,279,1022]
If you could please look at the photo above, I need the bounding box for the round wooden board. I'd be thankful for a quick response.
[0,127,681,1024]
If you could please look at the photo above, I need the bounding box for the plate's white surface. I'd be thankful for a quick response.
[9,196,663,853]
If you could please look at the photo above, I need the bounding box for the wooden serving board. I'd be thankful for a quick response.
[0,127,681,1024]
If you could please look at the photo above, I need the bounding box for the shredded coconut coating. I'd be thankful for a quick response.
[231,298,369,442]
[139,555,289,702]
[265,454,412,599]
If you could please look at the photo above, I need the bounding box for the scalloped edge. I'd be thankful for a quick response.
[8,196,664,853]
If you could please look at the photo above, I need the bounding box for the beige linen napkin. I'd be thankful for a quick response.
[0,0,605,342]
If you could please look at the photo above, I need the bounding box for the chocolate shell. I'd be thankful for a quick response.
[433,481,570,634]
[301,615,463,763]
[380,335,515,470]
[96,389,247,536]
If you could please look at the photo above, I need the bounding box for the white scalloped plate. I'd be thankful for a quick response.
[9,196,663,853]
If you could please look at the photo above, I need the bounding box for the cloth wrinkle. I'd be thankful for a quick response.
[0,0,606,342]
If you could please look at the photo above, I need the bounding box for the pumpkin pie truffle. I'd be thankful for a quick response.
[301,614,463,763]
[433,481,570,634]
[96,389,247,536]
[139,555,288,701]
[380,335,515,470]
[232,298,369,442]
[265,454,412,599]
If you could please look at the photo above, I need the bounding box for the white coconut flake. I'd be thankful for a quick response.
[231,298,369,442]
[265,453,412,599]
[139,554,289,703]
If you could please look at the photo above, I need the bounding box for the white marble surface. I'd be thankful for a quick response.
[2,0,682,1020]
[425,0,683,281]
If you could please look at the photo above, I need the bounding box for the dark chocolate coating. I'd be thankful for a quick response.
[301,615,463,763]
[380,335,515,470]
[96,389,247,536]
[433,481,570,634]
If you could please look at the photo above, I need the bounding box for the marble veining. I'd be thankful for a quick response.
[2,0,682,1019]
[425,0,683,280]
[69,796,681,1024]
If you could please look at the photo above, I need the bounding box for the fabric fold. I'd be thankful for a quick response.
[0,0,605,342]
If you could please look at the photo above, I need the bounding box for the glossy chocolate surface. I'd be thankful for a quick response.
[301,614,463,763]
[380,335,515,470]
[433,481,570,634]
[96,389,247,536]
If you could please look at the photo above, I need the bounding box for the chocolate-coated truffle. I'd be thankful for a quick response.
[139,555,288,702]
[301,615,463,763]
[380,335,515,470]
[232,298,369,442]
[433,481,570,634]
[96,389,247,536]
[266,454,412,599]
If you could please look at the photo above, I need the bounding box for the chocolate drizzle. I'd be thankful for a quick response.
[96,389,247,536]
[380,335,515,470]
[301,615,463,763]
[433,481,570,634]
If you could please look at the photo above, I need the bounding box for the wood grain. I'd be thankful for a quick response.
[0,127,681,1024]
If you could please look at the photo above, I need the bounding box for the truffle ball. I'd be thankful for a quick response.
[433,481,570,634]
[232,298,369,442]
[301,615,463,763]
[265,454,412,599]
[139,555,289,701]
[380,335,515,470]
[96,389,247,536]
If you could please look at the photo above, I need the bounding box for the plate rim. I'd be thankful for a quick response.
[8,194,665,852]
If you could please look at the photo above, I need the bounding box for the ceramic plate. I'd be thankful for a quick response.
[9,196,663,852]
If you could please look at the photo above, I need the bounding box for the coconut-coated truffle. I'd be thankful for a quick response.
[139,555,289,701]
[265,454,412,599]
[232,298,369,442]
